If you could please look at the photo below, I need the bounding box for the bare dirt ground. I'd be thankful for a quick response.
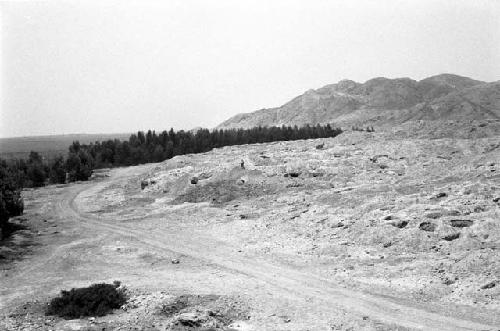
[1,129,499,330]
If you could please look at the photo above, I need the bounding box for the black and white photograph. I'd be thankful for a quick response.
[1,0,499,330]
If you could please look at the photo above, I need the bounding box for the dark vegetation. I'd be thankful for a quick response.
[0,160,24,235]
[67,124,342,171]
[46,282,126,318]
[0,124,342,233]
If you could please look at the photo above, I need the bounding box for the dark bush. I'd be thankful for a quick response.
[46,283,126,319]
[0,159,24,233]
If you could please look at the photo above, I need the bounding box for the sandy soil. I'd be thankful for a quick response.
[1,130,499,331]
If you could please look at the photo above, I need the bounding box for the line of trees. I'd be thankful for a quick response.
[0,124,342,233]
[69,124,342,170]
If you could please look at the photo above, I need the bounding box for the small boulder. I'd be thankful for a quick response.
[140,180,149,190]
[442,233,460,241]
[450,219,473,228]
[390,220,408,229]
[442,278,455,285]
[309,172,324,177]
[190,177,199,185]
[481,281,497,289]
[419,222,436,232]
[173,313,201,327]
[425,212,443,219]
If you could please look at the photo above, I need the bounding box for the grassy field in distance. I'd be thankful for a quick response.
[0,133,132,160]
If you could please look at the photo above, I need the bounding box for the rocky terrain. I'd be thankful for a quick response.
[217,74,500,129]
[1,122,499,330]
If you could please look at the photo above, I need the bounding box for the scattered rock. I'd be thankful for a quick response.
[315,143,324,150]
[419,222,436,232]
[425,212,443,219]
[190,177,199,185]
[309,172,324,177]
[174,312,201,327]
[450,219,474,228]
[447,210,461,216]
[473,206,485,213]
[443,278,455,285]
[171,258,180,264]
[481,281,497,289]
[369,155,389,163]
[433,192,447,199]
[161,294,247,330]
[54,320,92,331]
[442,233,460,241]
[162,296,190,316]
[390,220,408,228]
[141,180,149,190]
[284,172,300,178]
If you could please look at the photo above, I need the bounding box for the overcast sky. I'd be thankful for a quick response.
[1,0,499,138]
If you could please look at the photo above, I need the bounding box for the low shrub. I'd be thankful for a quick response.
[46,282,126,319]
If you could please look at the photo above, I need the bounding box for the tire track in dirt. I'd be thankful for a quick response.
[59,170,497,331]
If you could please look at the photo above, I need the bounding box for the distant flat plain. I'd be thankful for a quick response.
[0,133,131,160]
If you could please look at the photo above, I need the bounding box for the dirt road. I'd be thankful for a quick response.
[47,166,498,331]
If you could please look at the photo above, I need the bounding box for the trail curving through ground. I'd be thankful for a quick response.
[55,167,498,331]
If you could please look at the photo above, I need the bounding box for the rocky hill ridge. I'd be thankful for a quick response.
[218,74,499,129]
